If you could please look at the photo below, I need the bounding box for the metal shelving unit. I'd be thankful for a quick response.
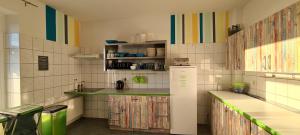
[104,40,167,71]
[106,56,165,60]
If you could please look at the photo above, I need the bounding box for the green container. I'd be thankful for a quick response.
[40,105,68,135]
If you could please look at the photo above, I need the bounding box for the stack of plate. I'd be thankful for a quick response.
[156,48,165,57]
[147,48,156,57]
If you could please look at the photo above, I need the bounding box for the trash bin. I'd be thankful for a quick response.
[40,105,68,135]
[0,105,43,135]
[0,114,7,135]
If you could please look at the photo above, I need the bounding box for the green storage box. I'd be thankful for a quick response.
[40,105,68,135]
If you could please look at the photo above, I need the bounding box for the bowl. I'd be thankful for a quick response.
[130,66,136,70]
[116,52,128,57]
[136,53,145,57]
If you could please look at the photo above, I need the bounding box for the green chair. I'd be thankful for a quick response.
[0,105,43,135]
[40,105,68,135]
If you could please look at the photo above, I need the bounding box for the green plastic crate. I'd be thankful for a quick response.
[40,105,67,135]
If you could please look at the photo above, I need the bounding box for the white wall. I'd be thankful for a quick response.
[0,0,45,37]
[0,0,83,120]
[81,13,169,51]
[242,0,299,26]
[81,12,231,124]
[0,13,5,109]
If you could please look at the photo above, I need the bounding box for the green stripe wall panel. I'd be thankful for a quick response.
[170,15,176,44]
[199,13,203,43]
[46,5,56,41]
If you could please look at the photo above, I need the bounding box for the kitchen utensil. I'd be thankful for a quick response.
[173,58,190,66]
[147,48,156,57]
[232,82,248,94]
[127,54,137,57]
[136,53,145,57]
[116,80,125,90]
[116,52,128,57]
[132,76,146,84]
[130,66,136,70]
[146,33,156,41]
[156,48,165,56]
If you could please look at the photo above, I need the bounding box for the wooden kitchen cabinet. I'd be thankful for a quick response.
[108,95,170,133]
[251,123,271,135]
[211,96,253,135]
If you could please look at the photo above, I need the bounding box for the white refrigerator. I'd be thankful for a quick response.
[170,66,197,135]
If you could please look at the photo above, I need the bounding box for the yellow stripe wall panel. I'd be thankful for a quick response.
[56,10,65,44]
[225,11,229,39]
[215,12,226,43]
[185,13,192,44]
[74,20,80,47]
[68,16,75,46]
[192,13,199,44]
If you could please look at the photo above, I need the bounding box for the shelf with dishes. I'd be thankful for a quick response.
[106,56,165,60]
[104,40,166,71]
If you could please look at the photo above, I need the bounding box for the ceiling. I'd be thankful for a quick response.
[41,0,249,22]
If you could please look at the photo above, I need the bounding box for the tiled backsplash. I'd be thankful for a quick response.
[235,71,300,112]
[3,33,230,124]
[5,33,82,107]
[81,43,231,124]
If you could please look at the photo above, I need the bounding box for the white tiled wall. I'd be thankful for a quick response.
[5,33,82,107]
[0,32,6,109]
[238,71,300,112]
[81,43,231,124]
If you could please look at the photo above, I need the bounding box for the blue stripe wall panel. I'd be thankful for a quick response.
[46,5,56,41]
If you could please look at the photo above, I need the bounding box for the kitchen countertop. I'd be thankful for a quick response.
[64,88,170,96]
[209,91,300,135]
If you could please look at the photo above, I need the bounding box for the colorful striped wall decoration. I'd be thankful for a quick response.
[215,12,227,43]
[192,13,199,44]
[185,13,192,44]
[199,13,204,43]
[68,16,75,46]
[176,14,182,44]
[170,11,229,45]
[75,19,80,47]
[46,5,56,41]
[203,12,213,43]
[56,10,65,44]
[170,15,176,44]
[45,5,80,46]
[64,15,68,44]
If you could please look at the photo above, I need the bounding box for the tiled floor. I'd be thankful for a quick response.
[67,118,211,135]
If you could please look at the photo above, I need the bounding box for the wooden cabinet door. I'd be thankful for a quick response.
[109,95,170,131]
[251,123,271,135]
[148,96,170,130]
[108,95,121,127]
[211,97,250,135]
[119,96,131,129]
[129,96,149,129]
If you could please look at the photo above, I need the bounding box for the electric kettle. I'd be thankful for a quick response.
[116,80,124,90]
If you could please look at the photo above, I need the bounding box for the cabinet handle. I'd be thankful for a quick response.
[131,98,139,101]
